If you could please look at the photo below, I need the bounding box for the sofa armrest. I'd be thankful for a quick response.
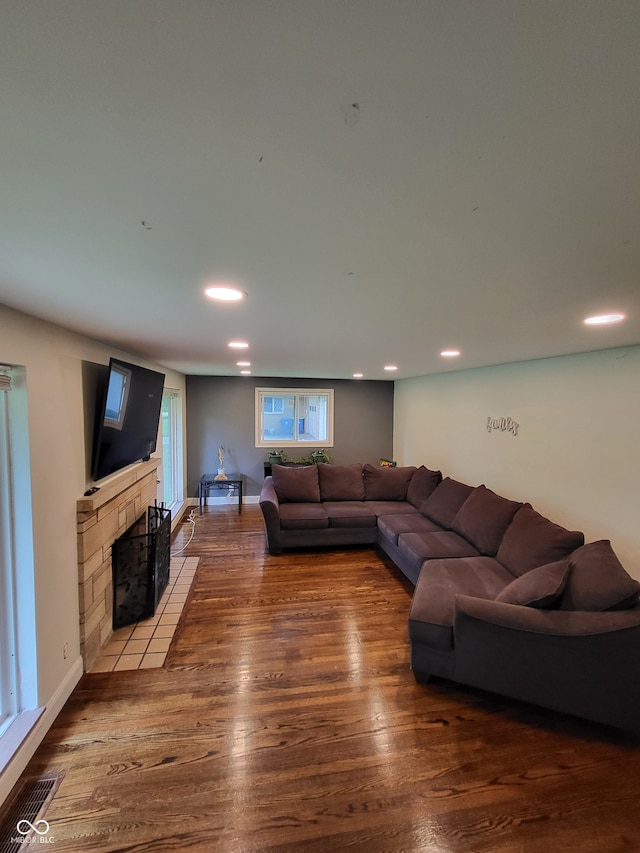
[455,594,640,636]
[453,595,640,732]
[259,476,283,554]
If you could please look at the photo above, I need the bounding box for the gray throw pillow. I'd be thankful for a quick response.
[362,464,416,501]
[496,503,584,577]
[420,478,474,529]
[317,463,364,501]
[495,559,571,608]
[559,540,640,611]
[406,465,442,508]
[451,485,522,556]
[271,464,321,503]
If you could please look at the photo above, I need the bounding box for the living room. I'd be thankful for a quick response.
[1,2,640,849]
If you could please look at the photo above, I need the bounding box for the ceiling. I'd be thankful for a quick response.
[1,1,639,380]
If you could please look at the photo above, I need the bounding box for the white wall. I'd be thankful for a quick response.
[0,303,186,800]
[394,346,640,577]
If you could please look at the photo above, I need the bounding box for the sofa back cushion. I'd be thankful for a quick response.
[271,464,320,503]
[496,503,585,577]
[419,478,474,529]
[451,485,522,556]
[406,465,442,508]
[362,463,417,501]
[559,540,640,611]
[495,559,571,608]
[317,463,364,501]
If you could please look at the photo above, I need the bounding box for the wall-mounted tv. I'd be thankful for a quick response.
[91,358,165,481]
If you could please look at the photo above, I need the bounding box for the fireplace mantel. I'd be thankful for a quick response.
[77,458,161,670]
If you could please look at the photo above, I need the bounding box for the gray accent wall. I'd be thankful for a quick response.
[186,376,394,498]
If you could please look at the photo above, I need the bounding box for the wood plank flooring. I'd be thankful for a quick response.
[7,506,640,852]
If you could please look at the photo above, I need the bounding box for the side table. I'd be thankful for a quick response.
[199,473,243,515]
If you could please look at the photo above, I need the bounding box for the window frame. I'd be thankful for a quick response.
[255,388,334,448]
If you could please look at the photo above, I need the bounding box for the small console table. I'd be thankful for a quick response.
[199,473,243,515]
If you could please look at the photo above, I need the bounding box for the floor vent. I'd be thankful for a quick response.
[0,776,62,853]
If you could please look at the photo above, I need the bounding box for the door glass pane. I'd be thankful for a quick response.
[161,395,174,505]
[0,385,18,732]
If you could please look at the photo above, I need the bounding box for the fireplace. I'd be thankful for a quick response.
[112,504,171,629]
[77,458,163,670]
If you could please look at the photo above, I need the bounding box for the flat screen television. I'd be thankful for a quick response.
[91,358,165,481]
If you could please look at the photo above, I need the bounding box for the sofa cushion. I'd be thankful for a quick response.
[406,465,442,509]
[366,500,421,517]
[377,513,443,546]
[496,503,585,577]
[322,501,377,529]
[451,485,522,556]
[559,540,640,611]
[272,464,320,503]
[420,478,475,529]
[279,503,328,530]
[408,557,514,651]
[362,463,417,501]
[317,463,364,501]
[495,559,571,608]
[397,531,482,576]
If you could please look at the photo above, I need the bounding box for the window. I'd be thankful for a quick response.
[255,388,334,447]
[160,390,183,512]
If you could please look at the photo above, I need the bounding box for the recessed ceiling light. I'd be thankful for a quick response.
[353,372,363,378]
[440,349,461,357]
[384,365,398,371]
[204,285,246,302]
[240,370,251,375]
[583,313,626,325]
[228,340,249,349]
[237,361,251,367]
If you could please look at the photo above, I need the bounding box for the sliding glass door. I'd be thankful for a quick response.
[161,390,183,512]
[0,366,37,741]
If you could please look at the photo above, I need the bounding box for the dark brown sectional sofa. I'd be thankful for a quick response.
[259,463,640,732]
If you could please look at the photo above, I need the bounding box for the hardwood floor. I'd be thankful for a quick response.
[7,506,640,852]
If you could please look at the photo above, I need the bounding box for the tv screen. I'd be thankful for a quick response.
[91,358,165,481]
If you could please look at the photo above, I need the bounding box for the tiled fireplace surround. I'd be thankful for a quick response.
[76,459,161,672]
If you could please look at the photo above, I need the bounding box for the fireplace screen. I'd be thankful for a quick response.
[112,504,171,629]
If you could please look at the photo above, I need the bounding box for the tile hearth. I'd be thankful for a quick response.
[90,556,199,672]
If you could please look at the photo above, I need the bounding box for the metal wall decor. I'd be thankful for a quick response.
[487,416,520,436]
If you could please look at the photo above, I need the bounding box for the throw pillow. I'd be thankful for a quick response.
[451,485,522,556]
[495,559,571,608]
[496,503,584,577]
[559,540,640,611]
[420,478,475,529]
[317,463,364,501]
[271,464,321,503]
[362,463,416,501]
[406,465,443,509]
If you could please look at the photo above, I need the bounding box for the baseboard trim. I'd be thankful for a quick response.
[0,657,83,807]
